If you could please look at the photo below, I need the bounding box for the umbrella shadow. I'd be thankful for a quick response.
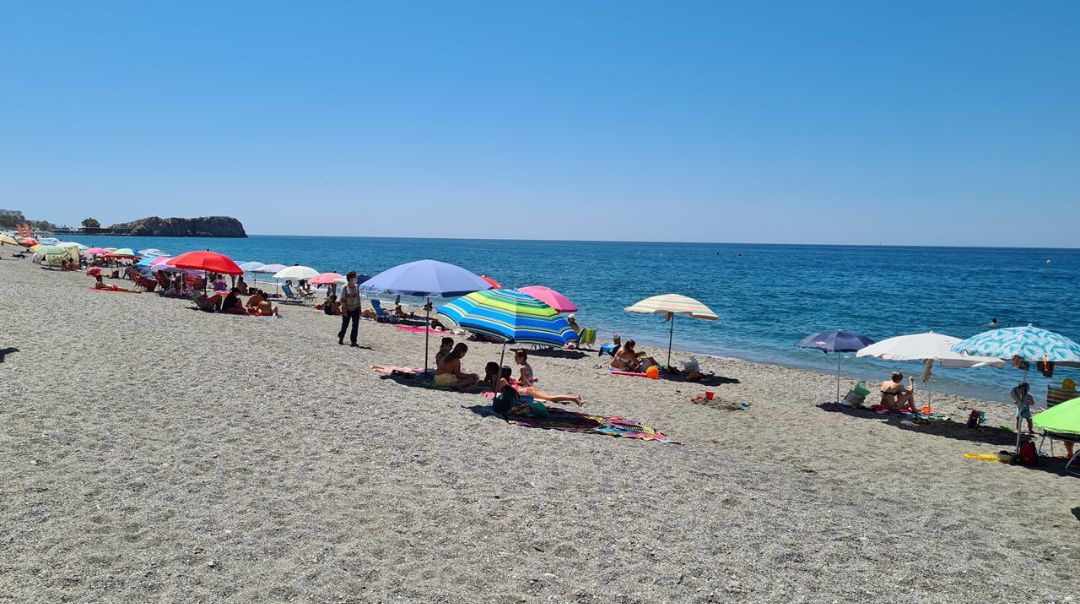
[0,347,18,362]
[378,372,485,394]
[819,402,1017,447]
[514,348,587,360]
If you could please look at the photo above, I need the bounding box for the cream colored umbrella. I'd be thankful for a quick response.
[0,234,19,246]
[272,265,319,281]
[625,293,718,368]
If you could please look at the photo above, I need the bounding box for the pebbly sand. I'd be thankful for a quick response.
[1,257,1077,603]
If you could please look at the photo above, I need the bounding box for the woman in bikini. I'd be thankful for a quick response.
[435,343,478,390]
[513,351,583,405]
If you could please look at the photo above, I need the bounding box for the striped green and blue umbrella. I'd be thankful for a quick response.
[951,325,1080,363]
[437,289,579,347]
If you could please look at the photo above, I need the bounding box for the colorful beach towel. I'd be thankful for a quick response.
[393,325,445,334]
[469,404,676,443]
[89,286,138,293]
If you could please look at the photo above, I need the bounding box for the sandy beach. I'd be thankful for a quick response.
[1,258,1077,603]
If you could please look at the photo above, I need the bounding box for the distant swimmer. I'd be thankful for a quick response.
[1046,259,1052,265]
[984,317,999,328]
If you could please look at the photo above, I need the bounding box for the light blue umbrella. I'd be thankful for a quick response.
[951,325,1080,364]
[361,259,492,370]
[238,261,265,271]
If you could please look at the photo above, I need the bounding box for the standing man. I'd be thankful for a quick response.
[338,271,362,347]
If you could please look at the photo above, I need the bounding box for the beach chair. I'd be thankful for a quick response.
[279,284,307,305]
[1037,431,1080,475]
[370,298,393,322]
[577,327,597,349]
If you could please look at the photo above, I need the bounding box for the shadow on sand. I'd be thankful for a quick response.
[819,402,1078,478]
[0,347,18,362]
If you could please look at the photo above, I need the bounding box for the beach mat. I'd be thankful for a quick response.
[467,404,677,443]
[393,325,446,334]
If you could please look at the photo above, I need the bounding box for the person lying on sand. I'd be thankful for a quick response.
[92,275,134,292]
[435,343,478,390]
[880,372,917,412]
[508,352,583,405]
[610,339,657,372]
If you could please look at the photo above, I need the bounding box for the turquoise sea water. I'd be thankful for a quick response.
[70,235,1079,402]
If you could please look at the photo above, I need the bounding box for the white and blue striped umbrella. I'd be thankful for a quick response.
[951,325,1080,362]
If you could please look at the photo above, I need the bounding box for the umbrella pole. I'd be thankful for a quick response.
[667,313,675,369]
[836,353,841,404]
[423,297,431,373]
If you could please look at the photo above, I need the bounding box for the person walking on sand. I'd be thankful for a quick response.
[338,271,362,347]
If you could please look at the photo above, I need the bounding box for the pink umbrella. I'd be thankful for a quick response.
[309,272,344,286]
[150,256,171,266]
[84,247,107,256]
[518,285,578,313]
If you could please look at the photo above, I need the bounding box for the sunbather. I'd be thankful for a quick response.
[435,343,478,390]
[880,372,917,412]
[511,351,583,405]
[610,339,656,372]
[246,289,280,317]
[92,275,133,292]
[236,276,249,295]
[221,288,247,314]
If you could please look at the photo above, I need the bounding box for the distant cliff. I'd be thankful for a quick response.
[108,216,247,238]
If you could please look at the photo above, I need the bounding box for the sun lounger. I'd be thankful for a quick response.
[279,284,307,305]
[1038,430,1080,475]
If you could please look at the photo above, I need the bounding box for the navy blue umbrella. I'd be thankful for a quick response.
[799,330,875,403]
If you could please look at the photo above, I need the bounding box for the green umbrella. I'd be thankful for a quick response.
[1033,397,1080,435]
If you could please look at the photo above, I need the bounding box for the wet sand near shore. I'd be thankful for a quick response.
[1,258,1077,603]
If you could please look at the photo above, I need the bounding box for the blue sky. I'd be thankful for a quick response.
[1,1,1077,245]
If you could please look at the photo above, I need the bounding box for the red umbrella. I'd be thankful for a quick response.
[170,250,243,275]
[479,275,502,289]
[18,237,37,247]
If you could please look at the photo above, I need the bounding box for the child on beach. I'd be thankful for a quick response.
[513,351,583,406]
[435,337,454,367]
[1011,382,1035,434]
[435,343,478,391]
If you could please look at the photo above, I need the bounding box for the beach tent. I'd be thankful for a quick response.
[361,259,492,371]
[799,330,875,404]
[626,294,718,369]
[518,285,578,313]
[1033,397,1080,474]
[856,332,1004,407]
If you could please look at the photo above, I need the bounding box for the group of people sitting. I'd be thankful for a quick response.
[193,287,279,316]
[432,337,584,408]
[607,335,659,373]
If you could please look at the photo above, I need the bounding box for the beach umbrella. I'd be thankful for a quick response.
[1033,397,1080,436]
[856,332,1004,406]
[106,248,139,258]
[32,244,64,255]
[438,288,579,369]
[518,285,578,313]
[18,237,37,247]
[310,272,344,286]
[252,263,288,274]
[361,259,492,371]
[38,237,60,246]
[138,248,168,257]
[56,241,83,249]
[799,330,875,404]
[626,293,718,369]
[170,250,243,275]
[83,247,107,256]
[238,261,265,272]
[479,275,503,289]
[0,234,19,246]
[273,265,319,281]
[951,325,1080,366]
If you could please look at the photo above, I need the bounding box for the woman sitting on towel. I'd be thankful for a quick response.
[221,288,247,315]
[435,343,478,390]
[610,339,657,372]
[880,372,917,412]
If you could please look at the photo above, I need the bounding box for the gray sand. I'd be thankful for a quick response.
[1,258,1077,603]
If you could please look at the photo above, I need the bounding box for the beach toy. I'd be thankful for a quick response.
[645,366,660,379]
[705,391,715,400]
[921,405,932,416]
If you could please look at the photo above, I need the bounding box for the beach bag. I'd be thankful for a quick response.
[966,410,980,429]
[493,384,519,414]
[1017,440,1039,466]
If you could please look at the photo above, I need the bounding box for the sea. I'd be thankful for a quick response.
[68,235,1080,403]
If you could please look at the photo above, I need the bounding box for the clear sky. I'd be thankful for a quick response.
[1,1,1078,246]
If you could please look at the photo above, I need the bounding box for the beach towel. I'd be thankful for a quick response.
[609,369,650,378]
[963,452,1006,464]
[469,404,676,443]
[393,325,444,334]
[89,286,138,293]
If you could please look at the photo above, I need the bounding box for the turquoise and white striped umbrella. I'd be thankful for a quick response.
[437,289,578,347]
[951,325,1080,363]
